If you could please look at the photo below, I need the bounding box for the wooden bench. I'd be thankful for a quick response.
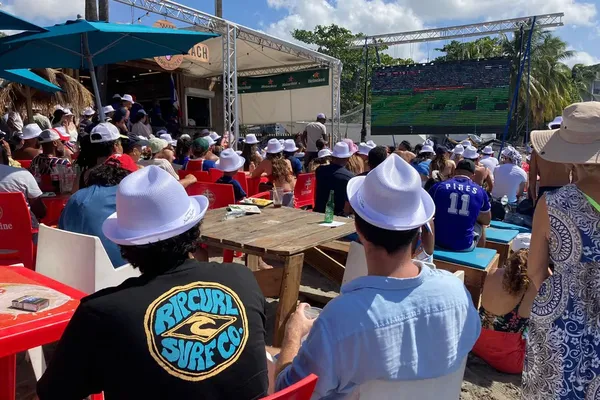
[485,228,520,266]
[490,220,531,234]
[433,247,499,307]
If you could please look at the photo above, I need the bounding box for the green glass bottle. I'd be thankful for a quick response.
[324,190,335,223]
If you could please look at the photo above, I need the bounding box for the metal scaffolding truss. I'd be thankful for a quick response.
[350,13,564,48]
[113,0,343,141]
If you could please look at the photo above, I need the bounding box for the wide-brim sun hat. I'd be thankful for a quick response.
[347,153,435,230]
[103,166,209,246]
[244,134,259,145]
[331,141,354,158]
[266,138,284,154]
[531,102,600,164]
[216,148,245,172]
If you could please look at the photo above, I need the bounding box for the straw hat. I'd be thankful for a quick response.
[216,148,245,172]
[347,154,435,230]
[266,138,284,154]
[531,102,600,164]
[102,166,209,245]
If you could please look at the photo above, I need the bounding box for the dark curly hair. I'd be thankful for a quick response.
[119,222,201,276]
[502,249,530,295]
[86,164,131,187]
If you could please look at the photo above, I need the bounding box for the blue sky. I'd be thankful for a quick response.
[4,0,600,66]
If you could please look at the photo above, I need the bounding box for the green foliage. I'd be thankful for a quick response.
[292,24,413,114]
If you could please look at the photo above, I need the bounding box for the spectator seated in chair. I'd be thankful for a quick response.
[12,123,42,161]
[283,139,303,176]
[38,166,269,399]
[215,148,247,202]
[274,154,481,398]
[29,129,71,180]
[313,142,355,216]
[138,138,196,189]
[428,159,491,252]
[187,137,217,172]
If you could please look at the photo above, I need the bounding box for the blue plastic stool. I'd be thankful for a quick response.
[490,220,531,234]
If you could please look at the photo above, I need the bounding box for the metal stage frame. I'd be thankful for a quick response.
[113,0,343,142]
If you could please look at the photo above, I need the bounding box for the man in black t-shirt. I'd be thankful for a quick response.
[37,166,268,400]
[314,142,355,216]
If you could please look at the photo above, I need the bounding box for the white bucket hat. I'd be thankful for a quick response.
[532,102,600,164]
[283,139,298,153]
[102,166,209,246]
[331,142,354,158]
[347,154,435,230]
[216,148,245,172]
[481,145,494,155]
[460,139,471,147]
[511,233,531,252]
[243,134,259,145]
[318,148,332,158]
[452,144,464,155]
[358,141,376,156]
[266,138,284,154]
[159,133,177,146]
[419,145,434,154]
[20,123,42,140]
[462,146,479,160]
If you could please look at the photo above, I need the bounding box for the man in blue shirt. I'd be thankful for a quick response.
[215,148,247,201]
[429,159,492,251]
[283,139,303,176]
[275,154,481,398]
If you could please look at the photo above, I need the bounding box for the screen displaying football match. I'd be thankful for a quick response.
[371,58,511,135]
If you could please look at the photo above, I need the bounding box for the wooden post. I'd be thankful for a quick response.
[273,253,304,346]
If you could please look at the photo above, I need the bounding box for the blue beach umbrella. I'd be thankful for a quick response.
[0,69,61,92]
[0,17,218,120]
[0,9,47,32]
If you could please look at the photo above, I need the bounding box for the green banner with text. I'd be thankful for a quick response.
[238,69,329,94]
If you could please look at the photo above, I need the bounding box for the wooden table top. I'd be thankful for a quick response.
[201,207,356,256]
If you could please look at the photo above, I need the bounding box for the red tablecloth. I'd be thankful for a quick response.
[0,266,85,400]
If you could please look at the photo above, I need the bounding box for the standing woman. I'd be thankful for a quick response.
[523,102,600,399]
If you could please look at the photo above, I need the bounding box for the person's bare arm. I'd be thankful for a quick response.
[528,195,552,290]
[178,174,197,188]
[275,303,314,377]
[484,169,494,193]
[529,151,538,201]
[477,210,491,226]
[422,221,435,256]
[30,197,47,220]
[301,130,308,148]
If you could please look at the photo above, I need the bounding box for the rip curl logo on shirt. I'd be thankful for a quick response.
[144,282,248,381]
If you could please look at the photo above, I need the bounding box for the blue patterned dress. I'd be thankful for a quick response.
[523,185,600,399]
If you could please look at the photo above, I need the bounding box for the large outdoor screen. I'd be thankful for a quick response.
[371,58,511,135]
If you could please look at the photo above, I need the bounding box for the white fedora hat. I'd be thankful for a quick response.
[266,138,284,154]
[347,154,435,230]
[424,139,434,147]
[419,144,434,154]
[216,148,245,172]
[283,139,299,153]
[462,146,479,160]
[244,134,259,145]
[209,131,221,141]
[121,94,134,103]
[452,144,464,155]
[331,141,354,158]
[20,123,42,140]
[102,105,115,114]
[532,102,600,164]
[357,141,376,156]
[511,233,531,252]
[82,107,95,116]
[460,139,471,147]
[102,166,209,245]
[318,148,332,158]
[481,145,494,155]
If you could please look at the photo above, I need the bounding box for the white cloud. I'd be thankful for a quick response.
[3,0,84,25]
[565,50,600,67]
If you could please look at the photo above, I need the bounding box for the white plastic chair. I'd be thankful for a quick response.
[29,224,140,381]
[348,357,467,399]
[36,224,140,294]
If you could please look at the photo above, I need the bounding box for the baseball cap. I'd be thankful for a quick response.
[192,137,210,152]
[149,138,169,154]
[38,129,61,143]
[456,159,476,174]
[19,124,42,140]
[122,135,149,153]
[105,153,139,173]
[137,109,147,116]
[317,113,326,119]
[90,123,127,143]
[112,94,121,100]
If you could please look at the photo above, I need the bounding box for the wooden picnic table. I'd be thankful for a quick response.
[201,207,355,345]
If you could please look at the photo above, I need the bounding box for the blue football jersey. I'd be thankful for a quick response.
[429,176,491,251]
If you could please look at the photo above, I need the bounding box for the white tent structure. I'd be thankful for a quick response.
[114,0,342,142]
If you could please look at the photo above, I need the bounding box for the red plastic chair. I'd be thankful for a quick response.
[261,374,318,400]
[177,170,210,182]
[185,159,205,172]
[294,173,316,209]
[209,168,224,182]
[186,182,235,210]
[247,176,262,197]
[16,159,32,169]
[0,192,36,269]
[40,195,70,227]
[235,171,249,194]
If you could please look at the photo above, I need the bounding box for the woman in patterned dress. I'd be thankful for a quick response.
[524,102,600,399]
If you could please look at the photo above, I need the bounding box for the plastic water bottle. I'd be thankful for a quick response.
[324,190,335,223]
